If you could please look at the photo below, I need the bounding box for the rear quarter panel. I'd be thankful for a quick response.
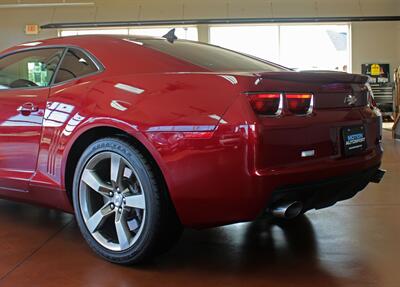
[33,72,261,226]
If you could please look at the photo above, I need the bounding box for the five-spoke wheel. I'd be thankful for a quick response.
[79,152,146,251]
[73,138,182,264]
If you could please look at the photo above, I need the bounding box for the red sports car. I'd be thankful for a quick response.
[0,33,385,264]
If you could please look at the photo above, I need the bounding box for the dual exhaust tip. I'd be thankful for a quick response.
[269,168,386,219]
[270,201,303,219]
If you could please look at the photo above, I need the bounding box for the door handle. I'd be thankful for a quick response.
[17,102,39,114]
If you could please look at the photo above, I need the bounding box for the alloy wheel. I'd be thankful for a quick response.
[79,151,146,252]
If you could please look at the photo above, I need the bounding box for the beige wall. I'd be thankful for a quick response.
[0,0,399,74]
[352,21,399,74]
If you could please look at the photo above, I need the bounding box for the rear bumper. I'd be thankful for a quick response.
[162,125,383,227]
[266,165,385,213]
[153,106,384,227]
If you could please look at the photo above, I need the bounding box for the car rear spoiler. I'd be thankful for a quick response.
[256,71,369,84]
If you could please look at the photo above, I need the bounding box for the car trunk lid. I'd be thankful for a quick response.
[251,71,369,109]
[237,71,378,171]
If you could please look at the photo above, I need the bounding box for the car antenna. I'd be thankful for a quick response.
[163,28,178,43]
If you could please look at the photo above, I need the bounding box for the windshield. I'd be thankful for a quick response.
[140,39,287,73]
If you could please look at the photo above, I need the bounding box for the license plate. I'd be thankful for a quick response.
[342,126,366,156]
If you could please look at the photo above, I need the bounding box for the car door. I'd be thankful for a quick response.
[0,47,64,192]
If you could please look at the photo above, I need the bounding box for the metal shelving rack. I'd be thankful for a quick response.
[370,83,395,119]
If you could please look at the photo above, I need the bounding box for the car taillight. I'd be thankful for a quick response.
[286,93,314,115]
[368,93,377,108]
[366,83,377,108]
[248,93,283,116]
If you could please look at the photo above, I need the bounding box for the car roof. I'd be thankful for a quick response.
[1,34,167,54]
[0,34,207,75]
[62,34,165,41]
[2,34,173,60]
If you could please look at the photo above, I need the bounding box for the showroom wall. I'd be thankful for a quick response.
[352,21,399,74]
[0,0,399,73]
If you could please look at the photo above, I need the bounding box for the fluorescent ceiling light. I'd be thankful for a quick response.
[0,2,95,9]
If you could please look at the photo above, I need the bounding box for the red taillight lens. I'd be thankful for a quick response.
[367,92,377,108]
[286,93,313,115]
[365,83,378,109]
[248,93,282,116]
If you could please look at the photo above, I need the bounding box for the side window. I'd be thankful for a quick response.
[54,48,99,83]
[0,48,63,89]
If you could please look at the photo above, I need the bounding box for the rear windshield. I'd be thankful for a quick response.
[140,39,286,73]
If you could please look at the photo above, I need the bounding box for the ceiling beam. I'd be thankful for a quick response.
[0,2,95,9]
[41,16,400,29]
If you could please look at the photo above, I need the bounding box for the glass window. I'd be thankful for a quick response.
[129,27,198,41]
[210,25,280,63]
[279,25,350,71]
[0,48,63,89]
[59,27,198,41]
[60,29,129,37]
[141,39,285,72]
[54,48,99,83]
[210,24,350,72]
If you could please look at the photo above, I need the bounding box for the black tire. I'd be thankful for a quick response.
[72,137,182,264]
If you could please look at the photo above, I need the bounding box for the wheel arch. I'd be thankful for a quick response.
[63,125,175,216]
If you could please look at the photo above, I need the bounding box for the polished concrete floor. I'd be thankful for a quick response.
[0,131,398,287]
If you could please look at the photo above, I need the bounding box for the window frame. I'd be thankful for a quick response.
[52,47,104,86]
[0,45,105,91]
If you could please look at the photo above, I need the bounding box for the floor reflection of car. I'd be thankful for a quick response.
[0,34,385,265]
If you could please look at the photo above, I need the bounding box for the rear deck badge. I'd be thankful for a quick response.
[344,95,357,106]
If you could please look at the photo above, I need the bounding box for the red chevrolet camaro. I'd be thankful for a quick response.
[0,33,385,264]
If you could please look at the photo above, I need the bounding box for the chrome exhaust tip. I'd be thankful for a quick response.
[271,201,303,219]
